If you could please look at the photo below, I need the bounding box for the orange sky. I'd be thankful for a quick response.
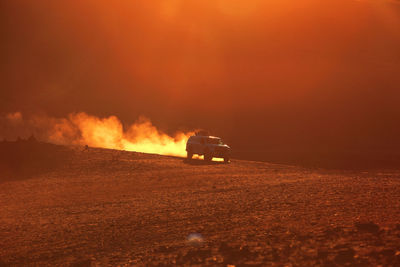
[1,0,400,150]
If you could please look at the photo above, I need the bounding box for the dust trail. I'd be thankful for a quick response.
[0,112,194,157]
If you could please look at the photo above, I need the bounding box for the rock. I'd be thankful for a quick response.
[70,259,92,267]
[178,248,212,264]
[317,249,329,260]
[355,222,380,234]
[334,248,355,264]
[0,259,9,267]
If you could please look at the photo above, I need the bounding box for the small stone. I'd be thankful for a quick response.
[334,248,355,264]
[355,222,380,234]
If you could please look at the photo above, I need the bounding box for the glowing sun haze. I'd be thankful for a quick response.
[1,0,400,153]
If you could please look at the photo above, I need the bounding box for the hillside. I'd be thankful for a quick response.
[0,142,400,266]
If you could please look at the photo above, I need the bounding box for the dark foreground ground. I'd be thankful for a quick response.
[1,141,400,266]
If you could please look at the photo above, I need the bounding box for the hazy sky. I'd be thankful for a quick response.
[1,0,400,150]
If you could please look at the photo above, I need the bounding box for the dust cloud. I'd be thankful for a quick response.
[0,112,193,157]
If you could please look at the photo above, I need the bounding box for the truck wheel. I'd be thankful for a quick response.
[204,153,212,161]
[187,150,193,159]
[224,157,230,163]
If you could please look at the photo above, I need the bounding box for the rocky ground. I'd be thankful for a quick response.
[0,142,400,266]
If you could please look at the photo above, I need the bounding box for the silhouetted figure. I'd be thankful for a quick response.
[28,135,37,143]
[195,130,209,136]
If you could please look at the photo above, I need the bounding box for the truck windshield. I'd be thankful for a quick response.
[207,138,223,145]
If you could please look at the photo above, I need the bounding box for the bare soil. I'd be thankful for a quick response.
[1,143,400,266]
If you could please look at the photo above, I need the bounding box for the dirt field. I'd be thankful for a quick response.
[1,144,400,266]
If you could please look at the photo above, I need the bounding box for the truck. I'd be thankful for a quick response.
[186,133,231,162]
